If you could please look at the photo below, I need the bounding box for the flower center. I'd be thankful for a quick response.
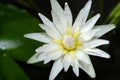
[62,35,76,50]
[54,26,82,52]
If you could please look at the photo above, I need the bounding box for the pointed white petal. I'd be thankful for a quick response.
[81,14,100,33]
[52,11,66,35]
[44,50,63,64]
[38,13,54,28]
[83,48,110,58]
[50,0,67,26]
[80,0,92,24]
[51,51,63,60]
[46,27,62,39]
[78,55,96,78]
[49,58,63,80]
[24,33,52,43]
[38,14,62,39]
[39,24,62,39]
[73,0,92,31]
[35,43,60,53]
[72,9,83,32]
[44,56,52,64]
[79,29,100,41]
[39,24,47,30]
[83,39,109,48]
[75,51,90,64]
[35,44,50,52]
[72,59,79,77]
[94,24,115,38]
[39,23,57,32]
[27,53,46,64]
[62,53,72,72]
[64,2,73,26]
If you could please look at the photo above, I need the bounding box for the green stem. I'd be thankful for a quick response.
[109,10,120,24]
[104,2,120,24]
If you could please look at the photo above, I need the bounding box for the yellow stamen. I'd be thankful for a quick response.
[66,24,72,35]
[63,49,68,54]
[76,40,82,46]
[54,39,62,44]
[73,28,80,38]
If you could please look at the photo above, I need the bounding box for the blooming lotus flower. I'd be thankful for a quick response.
[24,0,115,80]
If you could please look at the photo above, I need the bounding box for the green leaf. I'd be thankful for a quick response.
[104,2,120,25]
[0,4,43,62]
[0,53,29,80]
[0,58,5,80]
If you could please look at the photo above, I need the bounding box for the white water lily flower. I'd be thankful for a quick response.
[24,0,115,80]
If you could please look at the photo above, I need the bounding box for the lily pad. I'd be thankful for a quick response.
[0,53,29,80]
[0,4,42,62]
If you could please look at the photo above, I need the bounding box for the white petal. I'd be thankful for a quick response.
[52,11,65,35]
[83,39,109,48]
[83,48,110,58]
[39,22,61,39]
[46,27,62,39]
[75,51,90,64]
[24,33,52,43]
[80,0,92,24]
[94,24,115,38]
[38,13,54,29]
[38,14,62,39]
[39,23,56,32]
[39,24,62,39]
[44,50,63,64]
[62,53,72,72]
[49,58,63,80]
[39,24,47,30]
[78,55,96,78]
[73,0,92,31]
[72,59,79,77]
[81,14,100,33]
[35,43,60,53]
[64,2,73,26]
[27,53,46,64]
[50,0,67,26]
[51,51,63,60]
[44,56,51,64]
[79,29,100,41]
